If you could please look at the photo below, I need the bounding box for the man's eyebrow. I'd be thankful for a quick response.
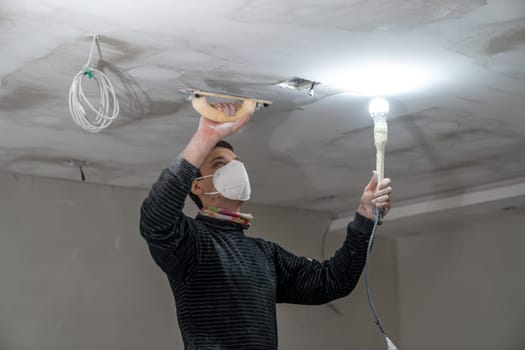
[210,156,227,163]
[209,156,240,163]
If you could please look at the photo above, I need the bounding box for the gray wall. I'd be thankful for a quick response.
[0,171,396,350]
[4,170,522,350]
[390,195,525,350]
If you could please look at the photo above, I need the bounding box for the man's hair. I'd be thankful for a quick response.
[189,140,234,209]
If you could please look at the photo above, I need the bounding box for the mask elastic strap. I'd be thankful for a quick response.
[195,174,213,181]
[203,191,220,195]
[196,175,218,195]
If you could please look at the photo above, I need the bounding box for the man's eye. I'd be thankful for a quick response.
[215,161,226,167]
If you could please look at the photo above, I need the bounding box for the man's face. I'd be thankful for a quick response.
[192,146,240,207]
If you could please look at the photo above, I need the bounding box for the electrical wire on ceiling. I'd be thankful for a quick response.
[68,35,119,133]
[65,160,88,182]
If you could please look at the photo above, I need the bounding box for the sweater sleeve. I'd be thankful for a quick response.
[273,212,374,305]
[139,155,200,279]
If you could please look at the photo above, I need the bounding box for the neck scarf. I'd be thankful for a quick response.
[200,206,253,228]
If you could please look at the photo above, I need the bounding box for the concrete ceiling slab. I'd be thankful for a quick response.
[1,0,524,214]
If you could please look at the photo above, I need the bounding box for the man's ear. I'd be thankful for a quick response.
[191,179,203,196]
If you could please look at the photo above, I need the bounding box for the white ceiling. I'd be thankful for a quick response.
[1,0,524,214]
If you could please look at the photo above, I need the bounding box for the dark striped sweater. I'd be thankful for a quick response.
[139,156,374,350]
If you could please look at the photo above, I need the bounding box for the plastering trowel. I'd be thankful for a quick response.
[179,88,272,123]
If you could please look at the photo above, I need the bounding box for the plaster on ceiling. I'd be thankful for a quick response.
[0,0,524,214]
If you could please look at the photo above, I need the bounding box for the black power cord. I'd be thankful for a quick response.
[364,207,398,349]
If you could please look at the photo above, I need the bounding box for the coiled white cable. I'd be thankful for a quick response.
[68,35,119,133]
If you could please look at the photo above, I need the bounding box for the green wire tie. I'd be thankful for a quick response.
[83,68,93,79]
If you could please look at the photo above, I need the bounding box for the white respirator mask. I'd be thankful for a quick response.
[196,160,251,201]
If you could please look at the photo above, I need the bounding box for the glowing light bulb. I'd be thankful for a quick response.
[368,97,390,122]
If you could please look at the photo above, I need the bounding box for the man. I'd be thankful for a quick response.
[140,103,392,349]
